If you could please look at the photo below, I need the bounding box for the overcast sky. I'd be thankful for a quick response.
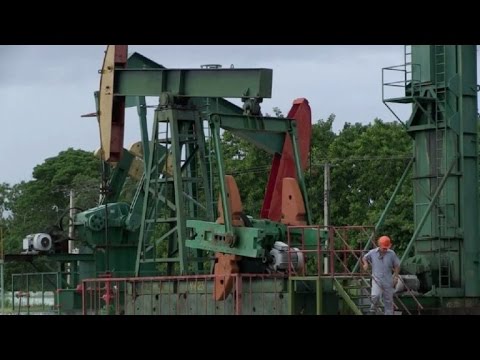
[1,45,478,185]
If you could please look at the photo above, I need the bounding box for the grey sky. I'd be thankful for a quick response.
[1,45,478,185]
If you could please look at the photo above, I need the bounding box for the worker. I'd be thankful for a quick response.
[361,235,400,315]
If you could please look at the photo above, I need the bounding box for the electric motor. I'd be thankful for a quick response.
[22,233,52,253]
[269,241,305,272]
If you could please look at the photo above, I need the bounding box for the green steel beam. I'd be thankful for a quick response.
[125,53,165,108]
[185,220,266,258]
[212,113,292,133]
[136,96,149,165]
[211,113,289,154]
[186,219,286,258]
[407,124,438,132]
[400,158,456,265]
[190,97,244,115]
[169,111,188,274]
[114,69,273,98]
[135,118,159,276]
[288,278,294,315]
[210,120,234,236]
[190,98,285,154]
[333,278,362,315]
[193,115,214,221]
[228,130,285,155]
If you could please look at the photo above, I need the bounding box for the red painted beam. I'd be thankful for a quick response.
[260,98,312,222]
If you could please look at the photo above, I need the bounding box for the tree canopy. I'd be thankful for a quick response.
[1,148,101,289]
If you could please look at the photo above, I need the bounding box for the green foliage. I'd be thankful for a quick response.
[32,148,100,187]
[272,107,284,118]
[305,114,337,224]
[71,174,101,211]
[1,148,101,290]
[6,149,101,240]
[328,118,413,249]
[220,131,272,217]
[0,182,12,214]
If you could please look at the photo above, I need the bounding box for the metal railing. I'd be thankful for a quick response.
[285,225,423,314]
[11,272,62,315]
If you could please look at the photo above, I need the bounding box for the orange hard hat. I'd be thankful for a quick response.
[378,235,391,249]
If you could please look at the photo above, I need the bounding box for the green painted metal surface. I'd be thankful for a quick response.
[288,227,327,247]
[120,278,321,315]
[48,253,94,262]
[190,97,285,154]
[288,277,334,315]
[212,113,291,135]
[385,45,480,298]
[74,203,140,280]
[333,278,362,315]
[127,278,277,315]
[210,119,234,237]
[186,219,287,258]
[124,53,165,108]
[115,69,273,98]
[186,219,324,258]
[411,46,433,83]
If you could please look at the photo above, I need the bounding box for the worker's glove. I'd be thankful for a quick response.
[393,276,399,288]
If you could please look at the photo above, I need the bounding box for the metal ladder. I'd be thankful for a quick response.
[439,256,451,288]
[334,273,423,315]
[333,276,372,315]
[334,232,423,315]
[330,239,422,315]
[404,45,413,93]
[433,45,452,289]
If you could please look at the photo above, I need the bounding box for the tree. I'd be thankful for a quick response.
[2,148,102,290]
[305,114,337,224]
[221,131,272,217]
[7,149,101,242]
[328,119,413,250]
[0,182,13,225]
